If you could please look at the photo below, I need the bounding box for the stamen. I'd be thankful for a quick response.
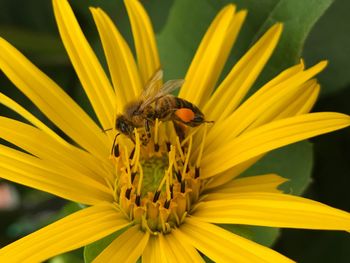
[153,191,161,202]
[195,167,200,179]
[111,134,120,157]
[175,136,185,161]
[136,163,144,197]
[123,146,132,190]
[195,124,208,169]
[181,128,200,146]
[125,188,132,199]
[154,119,161,152]
[182,136,192,179]
[131,129,141,175]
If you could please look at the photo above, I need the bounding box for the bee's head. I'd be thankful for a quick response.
[115,115,134,135]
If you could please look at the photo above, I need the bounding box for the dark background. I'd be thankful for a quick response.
[0,0,349,262]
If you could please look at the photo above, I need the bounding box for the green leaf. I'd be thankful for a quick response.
[156,0,333,85]
[83,228,128,263]
[243,141,314,196]
[303,0,350,96]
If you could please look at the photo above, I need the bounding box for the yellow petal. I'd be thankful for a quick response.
[91,7,142,111]
[193,192,350,231]
[0,145,112,205]
[142,235,167,263]
[0,204,130,263]
[242,79,318,133]
[202,112,350,178]
[0,38,109,159]
[53,0,115,130]
[206,174,288,195]
[205,61,326,154]
[161,231,204,263]
[124,0,160,85]
[0,117,113,183]
[276,82,320,118]
[203,80,319,188]
[203,23,283,121]
[0,92,67,145]
[179,5,243,108]
[205,156,262,189]
[94,225,149,263]
[175,217,294,263]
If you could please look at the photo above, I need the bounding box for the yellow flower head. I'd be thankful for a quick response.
[0,0,349,262]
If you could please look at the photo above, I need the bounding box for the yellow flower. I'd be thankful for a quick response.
[0,0,349,262]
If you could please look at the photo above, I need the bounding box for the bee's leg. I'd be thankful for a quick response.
[173,121,186,142]
[144,119,151,138]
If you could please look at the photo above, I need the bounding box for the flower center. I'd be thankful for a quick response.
[110,121,207,234]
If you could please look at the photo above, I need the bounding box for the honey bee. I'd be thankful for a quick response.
[114,70,211,145]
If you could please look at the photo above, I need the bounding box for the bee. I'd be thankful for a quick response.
[114,70,211,145]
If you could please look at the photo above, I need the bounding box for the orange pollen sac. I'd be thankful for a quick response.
[175,108,195,123]
[110,122,208,234]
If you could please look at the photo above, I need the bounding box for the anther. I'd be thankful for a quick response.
[166,141,171,152]
[113,143,120,158]
[185,165,190,173]
[180,180,186,193]
[154,143,160,152]
[195,167,200,178]
[131,172,137,183]
[129,148,135,160]
[153,190,161,202]
[125,188,132,199]
[164,200,171,209]
[175,170,182,183]
[170,184,174,199]
[135,195,141,206]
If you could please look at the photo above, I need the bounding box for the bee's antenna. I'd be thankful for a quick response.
[205,120,215,125]
[103,127,113,133]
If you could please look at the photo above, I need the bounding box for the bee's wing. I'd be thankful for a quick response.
[159,79,184,96]
[140,69,163,101]
[139,79,184,111]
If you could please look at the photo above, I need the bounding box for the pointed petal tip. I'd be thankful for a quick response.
[237,9,248,18]
[222,4,237,14]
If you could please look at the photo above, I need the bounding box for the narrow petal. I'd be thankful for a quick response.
[179,5,244,108]
[202,112,350,178]
[0,92,67,145]
[205,156,262,189]
[91,7,142,110]
[203,23,283,121]
[205,61,326,154]
[142,235,167,263]
[0,204,130,263]
[204,81,319,188]
[0,38,109,158]
[206,174,288,195]
[175,217,294,262]
[94,225,149,263]
[0,145,113,205]
[193,192,350,231]
[276,82,320,118]
[53,0,115,129]
[124,0,160,84]
[0,117,113,183]
[167,231,205,263]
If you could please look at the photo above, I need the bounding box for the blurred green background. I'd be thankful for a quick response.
[0,0,349,262]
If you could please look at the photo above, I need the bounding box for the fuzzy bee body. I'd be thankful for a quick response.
[114,70,209,144]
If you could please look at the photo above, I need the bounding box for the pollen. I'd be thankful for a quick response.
[110,121,206,234]
[175,108,195,123]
